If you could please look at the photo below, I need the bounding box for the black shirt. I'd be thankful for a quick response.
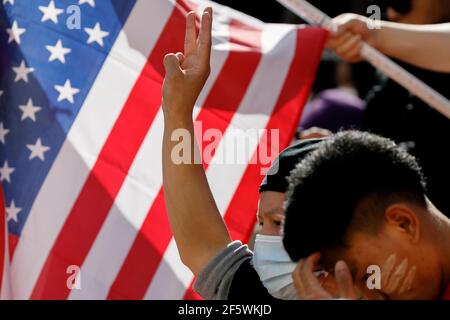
[364,61,450,217]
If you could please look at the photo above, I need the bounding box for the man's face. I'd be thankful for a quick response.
[322,229,443,300]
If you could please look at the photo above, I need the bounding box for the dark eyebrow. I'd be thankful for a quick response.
[260,207,285,217]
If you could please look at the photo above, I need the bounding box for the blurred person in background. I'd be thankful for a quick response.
[297,61,366,140]
[327,0,450,219]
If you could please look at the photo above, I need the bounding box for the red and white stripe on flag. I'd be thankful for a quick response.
[9,0,326,299]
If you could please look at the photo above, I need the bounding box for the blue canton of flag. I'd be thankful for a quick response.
[0,0,135,239]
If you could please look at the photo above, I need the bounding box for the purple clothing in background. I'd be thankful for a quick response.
[299,89,366,133]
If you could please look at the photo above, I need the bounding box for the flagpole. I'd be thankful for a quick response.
[276,0,450,120]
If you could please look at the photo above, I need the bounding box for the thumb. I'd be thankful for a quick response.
[163,53,182,76]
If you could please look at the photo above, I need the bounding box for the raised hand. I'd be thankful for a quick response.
[162,7,213,120]
[162,7,231,277]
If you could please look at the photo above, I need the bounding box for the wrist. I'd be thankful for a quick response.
[368,19,389,50]
[369,27,380,49]
[162,106,193,127]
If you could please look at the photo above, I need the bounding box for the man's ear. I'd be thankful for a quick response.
[384,204,420,243]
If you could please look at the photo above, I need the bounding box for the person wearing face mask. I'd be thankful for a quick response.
[189,137,326,300]
[193,135,326,299]
[245,138,326,300]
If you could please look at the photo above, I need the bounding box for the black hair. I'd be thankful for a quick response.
[259,138,325,194]
[283,131,427,262]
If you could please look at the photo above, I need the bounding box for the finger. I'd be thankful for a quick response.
[335,261,356,299]
[325,35,342,50]
[299,253,334,299]
[326,31,352,51]
[204,6,213,18]
[204,6,213,24]
[163,53,182,76]
[184,11,197,57]
[300,253,324,292]
[326,33,345,49]
[399,266,416,295]
[384,258,408,294]
[175,52,185,65]
[332,14,362,35]
[343,40,363,63]
[338,21,354,35]
[332,19,353,37]
[335,34,362,57]
[197,7,212,69]
[321,274,338,297]
[293,260,306,298]
[381,254,396,289]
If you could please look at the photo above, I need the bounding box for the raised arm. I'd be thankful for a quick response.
[162,8,231,276]
[327,14,450,73]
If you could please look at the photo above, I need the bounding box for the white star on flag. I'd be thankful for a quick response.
[19,98,42,122]
[54,79,80,104]
[0,122,10,144]
[6,201,22,223]
[46,39,71,63]
[39,0,64,24]
[3,0,14,5]
[6,20,26,44]
[85,22,109,47]
[12,60,35,83]
[26,138,51,161]
[0,161,15,183]
[0,90,3,97]
[79,0,95,7]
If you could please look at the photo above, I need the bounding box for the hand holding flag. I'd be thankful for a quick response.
[326,14,375,63]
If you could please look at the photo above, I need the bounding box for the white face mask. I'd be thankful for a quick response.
[253,234,298,300]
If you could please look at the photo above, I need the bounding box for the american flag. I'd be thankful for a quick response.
[0,0,326,299]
